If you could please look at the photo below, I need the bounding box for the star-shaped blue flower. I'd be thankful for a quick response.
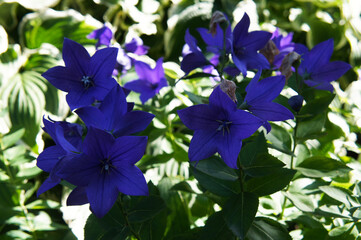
[178,86,263,169]
[243,72,294,132]
[58,127,149,218]
[232,13,272,77]
[75,85,154,137]
[298,39,351,92]
[124,58,168,104]
[36,117,83,196]
[42,38,118,110]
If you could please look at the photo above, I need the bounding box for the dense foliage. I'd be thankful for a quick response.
[0,0,361,239]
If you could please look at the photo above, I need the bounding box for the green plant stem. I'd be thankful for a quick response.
[280,114,299,220]
[118,197,141,240]
[20,190,38,240]
[0,139,16,184]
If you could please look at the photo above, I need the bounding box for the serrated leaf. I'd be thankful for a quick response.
[296,156,351,178]
[127,195,166,223]
[245,168,296,196]
[284,192,315,212]
[199,212,234,240]
[243,153,285,177]
[192,156,239,181]
[246,217,291,240]
[223,192,259,239]
[266,124,293,155]
[319,186,358,208]
[240,133,268,167]
[191,164,240,197]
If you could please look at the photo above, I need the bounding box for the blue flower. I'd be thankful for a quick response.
[87,26,113,49]
[124,58,168,104]
[75,85,154,137]
[298,39,351,92]
[36,117,83,196]
[178,86,263,169]
[243,72,294,132]
[57,127,149,218]
[42,38,118,110]
[270,28,308,68]
[124,37,149,55]
[232,13,272,77]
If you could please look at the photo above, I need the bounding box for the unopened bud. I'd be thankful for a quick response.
[209,11,228,35]
[218,79,237,103]
[280,51,301,81]
[288,95,304,112]
[260,40,280,65]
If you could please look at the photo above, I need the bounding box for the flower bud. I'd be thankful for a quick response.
[218,79,237,103]
[288,95,304,112]
[280,51,301,81]
[260,40,280,65]
[209,11,229,35]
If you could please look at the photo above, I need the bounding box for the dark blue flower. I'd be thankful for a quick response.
[232,13,272,77]
[197,23,232,56]
[298,39,351,92]
[243,72,294,132]
[58,127,149,218]
[36,117,83,196]
[124,58,168,104]
[87,26,113,48]
[178,86,263,169]
[124,37,149,55]
[75,85,154,137]
[271,28,308,68]
[42,38,118,110]
[181,29,210,74]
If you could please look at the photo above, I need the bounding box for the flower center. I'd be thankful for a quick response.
[81,76,94,89]
[100,158,115,174]
[235,46,246,56]
[216,120,232,136]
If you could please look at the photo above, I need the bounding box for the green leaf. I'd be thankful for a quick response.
[246,217,291,240]
[192,156,239,181]
[171,181,197,194]
[191,195,214,218]
[25,199,60,209]
[240,133,268,167]
[191,164,240,197]
[266,124,293,155]
[199,212,234,240]
[245,168,296,196]
[299,93,335,117]
[181,72,216,80]
[158,177,190,238]
[284,192,315,212]
[296,113,327,141]
[2,71,46,146]
[223,192,259,239]
[315,205,351,219]
[84,203,128,240]
[243,153,285,177]
[296,156,351,178]
[1,128,25,150]
[127,195,166,223]
[19,9,96,50]
[329,222,357,239]
[319,186,358,208]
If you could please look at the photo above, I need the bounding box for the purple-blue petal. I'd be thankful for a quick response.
[67,187,89,206]
[75,107,108,130]
[311,61,351,83]
[217,133,242,169]
[114,166,149,196]
[90,47,118,82]
[233,13,250,47]
[209,86,237,113]
[248,102,294,121]
[177,104,219,131]
[113,111,154,137]
[37,146,65,172]
[109,136,148,166]
[87,174,119,218]
[189,130,218,164]
[62,38,90,76]
[42,66,83,92]
[37,176,61,197]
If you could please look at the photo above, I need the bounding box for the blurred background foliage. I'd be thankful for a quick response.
[0,0,360,239]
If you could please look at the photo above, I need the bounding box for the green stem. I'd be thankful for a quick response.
[118,197,141,240]
[290,115,299,170]
[0,139,16,184]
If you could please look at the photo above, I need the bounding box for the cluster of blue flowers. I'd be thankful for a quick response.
[178,12,351,169]
[37,36,163,218]
[37,12,351,218]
